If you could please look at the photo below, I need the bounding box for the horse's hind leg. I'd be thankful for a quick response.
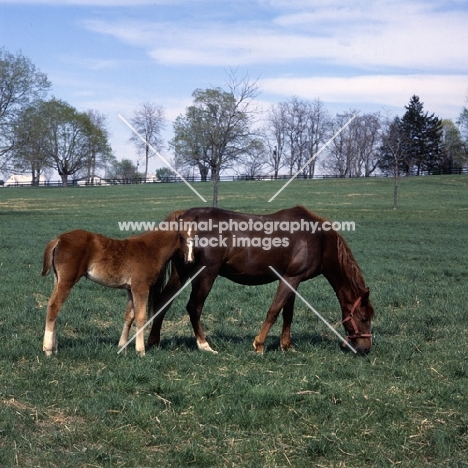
[280,294,296,351]
[43,279,75,356]
[253,277,301,353]
[118,290,134,349]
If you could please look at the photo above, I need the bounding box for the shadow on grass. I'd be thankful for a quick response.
[155,331,342,354]
[58,335,119,351]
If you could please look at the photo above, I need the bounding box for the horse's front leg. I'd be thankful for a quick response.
[43,279,74,356]
[118,290,134,349]
[130,285,150,355]
[253,277,300,353]
[280,294,296,351]
[186,272,217,354]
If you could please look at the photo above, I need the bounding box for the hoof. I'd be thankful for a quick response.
[147,338,160,349]
[280,340,294,351]
[197,340,218,354]
[252,340,264,354]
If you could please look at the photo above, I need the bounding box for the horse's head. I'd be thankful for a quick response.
[342,288,374,355]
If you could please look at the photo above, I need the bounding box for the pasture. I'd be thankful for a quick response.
[0,176,467,467]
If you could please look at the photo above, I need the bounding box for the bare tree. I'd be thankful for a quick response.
[264,97,330,179]
[303,99,331,178]
[129,102,165,179]
[285,97,309,176]
[322,111,381,178]
[353,113,382,177]
[264,104,287,178]
[379,117,408,209]
[323,111,359,177]
[238,138,267,178]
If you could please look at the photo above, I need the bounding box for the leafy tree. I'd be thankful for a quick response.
[457,107,468,160]
[10,99,113,187]
[439,119,467,173]
[82,110,113,179]
[172,106,211,182]
[108,158,141,182]
[0,48,50,166]
[9,102,50,184]
[172,75,259,206]
[399,95,443,174]
[128,102,165,179]
[155,166,175,182]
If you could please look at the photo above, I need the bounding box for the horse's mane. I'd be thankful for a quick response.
[336,235,367,294]
[296,205,368,296]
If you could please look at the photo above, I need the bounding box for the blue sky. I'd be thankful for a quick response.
[1,0,468,174]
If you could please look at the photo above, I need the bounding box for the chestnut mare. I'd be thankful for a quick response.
[146,206,375,355]
[41,211,190,356]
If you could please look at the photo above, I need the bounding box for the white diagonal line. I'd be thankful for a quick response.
[118,114,207,203]
[117,266,206,354]
[268,114,357,203]
[268,266,357,353]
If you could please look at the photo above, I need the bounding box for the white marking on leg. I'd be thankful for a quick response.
[134,323,146,355]
[197,339,218,354]
[43,330,56,356]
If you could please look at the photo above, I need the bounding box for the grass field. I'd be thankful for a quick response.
[0,176,467,467]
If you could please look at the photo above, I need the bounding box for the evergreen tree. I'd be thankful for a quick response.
[399,95,443,175]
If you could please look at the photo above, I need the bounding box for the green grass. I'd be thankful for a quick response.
[0,176,467,467]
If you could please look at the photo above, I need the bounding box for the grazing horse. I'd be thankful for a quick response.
[41,211,190,355]
[146,206,375,355]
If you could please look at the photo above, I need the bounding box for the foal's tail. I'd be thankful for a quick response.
[41,238,59,276]
[148,259,173,317]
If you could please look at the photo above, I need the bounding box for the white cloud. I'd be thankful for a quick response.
[1,0,178,4]
[262,74,468,118]
[83,1,468,73]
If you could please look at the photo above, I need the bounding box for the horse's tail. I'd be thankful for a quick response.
[41,238,59,276]
[148,258,173,318]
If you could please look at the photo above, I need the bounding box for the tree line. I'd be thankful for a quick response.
[1,49,468,205]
